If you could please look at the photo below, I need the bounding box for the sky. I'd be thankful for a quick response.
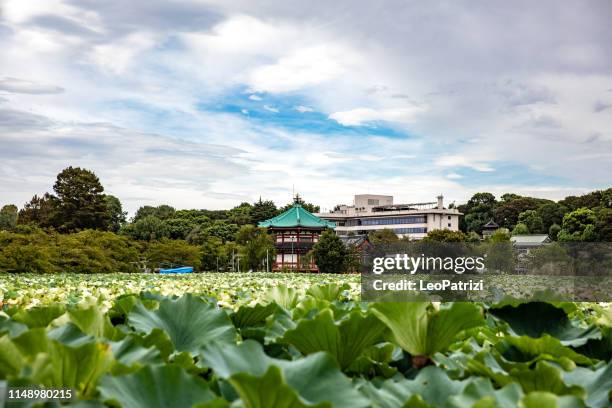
[1,0,611,215]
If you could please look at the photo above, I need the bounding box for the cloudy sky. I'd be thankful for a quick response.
[1,1,611,214]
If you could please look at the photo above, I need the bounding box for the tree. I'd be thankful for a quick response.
[517,210,544,233]
[122,215,170,241]
[312,230,348,274]
[235,225,275,271]
[511,223,530,235]
[133,205,175,222]
[53,166,110,231]
[557,208,598,242]
[369,229,399,245]
[251,198,278,225]
[0,204,19,230]
[422,229,467,242]
[18,193,59,228]
[549,223,561,241]
[494,197,549,230]
[227,202,253,225]
[279,194,320,214]
[206,220,239,242]
[462,192,497,233]
[595,208,612,242]
[104,195,127,232]
[536,202,568,231]
[146,239,202,271]
[559,191,603,211]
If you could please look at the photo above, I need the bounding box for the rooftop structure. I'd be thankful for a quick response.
[317,194,461,239]
[510,234,552,248]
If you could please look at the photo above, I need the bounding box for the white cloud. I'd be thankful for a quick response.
[446,173,463,179]
[329,106,427,126]
[295,105,314,113]
[248,94,262,101]
[263,105,279,113]
[247,44,355,93]
[0,77,64,94]
[88,32,158,74]
[435,155,494,172]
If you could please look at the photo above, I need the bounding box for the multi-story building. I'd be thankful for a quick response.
[316,194,461,239]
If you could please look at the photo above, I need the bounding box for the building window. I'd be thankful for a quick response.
[448,223,451,227]
[393,227,427,234]
[361,216,426,226]
[448,216,451,220]
[367,199,379,205]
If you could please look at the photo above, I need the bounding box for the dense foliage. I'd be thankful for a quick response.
[0,278,610,407]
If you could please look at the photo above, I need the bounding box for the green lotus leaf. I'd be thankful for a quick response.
[564,361,612,408]
[231,303,278,329]
[109,334,163,374]
[10,328,114,397]
[0,335,24,376]
[99,364,216,408]
[358,366,473,408]
[0,314,27,337]
[127,294,236,354]
[266,285,299,309]
[469,358,584,398]
[500,335,593,366]
[305,283,350,301]
[11,304,65,328]
[281,308,387,370]
[370,302,484,357]
[489,303,601,347]
[48,323,95,347]
[67,301,120,340]
[518,391,587,408]
[200,340,369,408]
[447,378,523,408]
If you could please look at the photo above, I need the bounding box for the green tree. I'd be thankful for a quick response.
[0,204,19,230]
[200,236,224,271]
[206,220,239,242]
[557,208,598,242]
[559,191,603,211]
[163,218,199,240]
[104,195,127,232]
[462,192,497,233]
[517,210,544,233]
[122,215,170,241]
[251,198,278,225]
[536,202,568,231]
[279,194,320,214]
[235,225,275,271]
[133,205,176,222]
[18,193,59,228]
[511,222,530,235]
[369,229,399,244]
[227,202,253,225]
[595,208,612,242]
[146,239,202,271]
[494,197,550,230]
[53,166,110,231]
[549,223,561,241]
[422,229,467,242]
[312,230,348,274]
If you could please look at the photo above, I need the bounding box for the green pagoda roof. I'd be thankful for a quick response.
[258,204,336,229]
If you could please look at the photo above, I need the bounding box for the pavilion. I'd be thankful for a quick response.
[258,203,335,272]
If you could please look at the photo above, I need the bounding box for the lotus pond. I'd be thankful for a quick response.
[0,273,611,407]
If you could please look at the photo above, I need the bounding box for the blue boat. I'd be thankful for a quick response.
[159,266,194,274]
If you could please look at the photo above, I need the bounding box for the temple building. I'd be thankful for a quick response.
[259,203,335,272]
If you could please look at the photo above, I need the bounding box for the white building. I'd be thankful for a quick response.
[316,194,461,239]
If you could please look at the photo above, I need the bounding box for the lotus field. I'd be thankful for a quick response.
[0,273,611,407]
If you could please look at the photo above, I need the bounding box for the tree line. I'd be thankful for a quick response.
[0,166,610,273]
